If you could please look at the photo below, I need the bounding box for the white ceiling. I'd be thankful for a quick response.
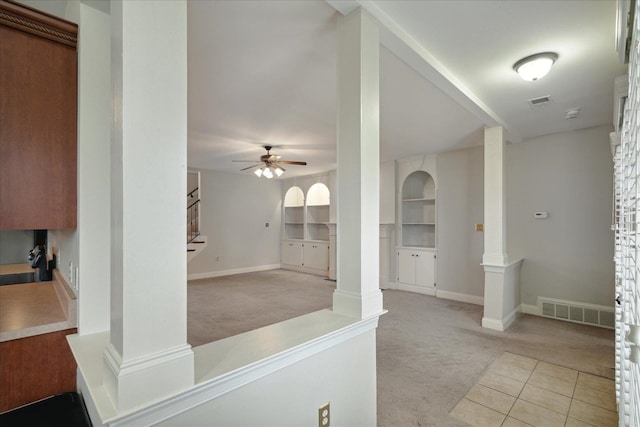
[187,0,627,177]
[16,0,629,178]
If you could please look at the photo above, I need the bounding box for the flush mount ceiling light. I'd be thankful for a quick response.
[513,52,558,81]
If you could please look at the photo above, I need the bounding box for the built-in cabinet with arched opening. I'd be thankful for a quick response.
[283,186,305,240]
[281,182,331,277]
[402,171,436,248]
[396,156,437,295]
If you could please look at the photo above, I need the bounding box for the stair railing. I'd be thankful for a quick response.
[187,188,200,243]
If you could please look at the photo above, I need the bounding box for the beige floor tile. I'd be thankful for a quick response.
[576,372,615,394]
[489,361,534,383]
[501,417,533,427]
[518,383,571,415]
[565,417,595,427]
[527,371,575,397]
[499,352,538,371]
[573,383,616,411]
[465,384,516,415]
[568,399,618,427]
[479,371,526,397]
[533,361,578,383]
[508,399,566,427]
[450,398,506,427]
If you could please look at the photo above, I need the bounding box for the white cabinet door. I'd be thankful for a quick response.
[304,242,329,271]
[397,249,416,284]
[282,241,303,266]
[414,251,435,287]
[397,248,435,287]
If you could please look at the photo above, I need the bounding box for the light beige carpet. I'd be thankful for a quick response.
[187,269,615,427]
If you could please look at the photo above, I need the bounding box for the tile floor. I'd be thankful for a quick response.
[450,352,617,427]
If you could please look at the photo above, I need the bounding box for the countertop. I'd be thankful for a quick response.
[0,270,77,342]
[0,263,33,276]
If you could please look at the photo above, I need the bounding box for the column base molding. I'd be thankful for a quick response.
[103,343,194,413]
[332,288,384,319]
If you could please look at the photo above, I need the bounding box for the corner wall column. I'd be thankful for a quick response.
[483,126,508,266]
[333,7,384,319]
[104,0,193,412]
[482,126,521,331]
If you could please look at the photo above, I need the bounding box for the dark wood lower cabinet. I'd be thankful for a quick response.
[0,329,78,413]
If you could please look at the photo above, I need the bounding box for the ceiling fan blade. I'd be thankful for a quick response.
[279,160,307,166]
[273,163,286,171]
[240,163,263,171]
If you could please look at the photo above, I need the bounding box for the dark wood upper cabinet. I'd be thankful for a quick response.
[0,0,78,230]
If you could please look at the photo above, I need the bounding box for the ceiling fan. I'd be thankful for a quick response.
[233,145,307,178]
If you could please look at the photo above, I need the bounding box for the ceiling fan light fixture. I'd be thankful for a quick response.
[254,168,263,177]
[275,167,284,177]
[513,52,558,81]
[263,167,273,179]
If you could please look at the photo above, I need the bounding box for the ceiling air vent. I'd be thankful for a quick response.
[528,95,552,108]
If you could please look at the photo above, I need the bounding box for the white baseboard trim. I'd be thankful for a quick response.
[521,304,539,315]
[435,290,484,306]
[502,305,521,330]
[187,264,281,281]
[280,264,329,278]
[397,283,436,296]
[385,282,400,290]
[482,317,505,331]
[482,305,522,332]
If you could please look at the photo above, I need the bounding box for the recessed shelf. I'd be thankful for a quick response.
[401,171,436,248]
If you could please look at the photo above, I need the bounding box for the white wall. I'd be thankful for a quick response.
[159,329,377,427]
[75,1,111,334]
[380,160,395,224]
[187,170,283,278]
[436,146,485,299]
[507,125,615,307]
[0,230,34,264]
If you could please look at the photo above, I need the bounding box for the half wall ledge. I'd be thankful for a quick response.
[67,309,383,426]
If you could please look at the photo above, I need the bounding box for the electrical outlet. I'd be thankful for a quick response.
[318,402,330,427]
[216,256,220,262]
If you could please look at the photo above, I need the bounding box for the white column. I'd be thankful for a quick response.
[104,0,193,412]
[333,8,383,319]
[482,126,522,331]
[483,126,508,266]
[328,223,337,280]
[379,224,394,289]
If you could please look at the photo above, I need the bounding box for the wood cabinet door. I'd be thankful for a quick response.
[0,7,77,229]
